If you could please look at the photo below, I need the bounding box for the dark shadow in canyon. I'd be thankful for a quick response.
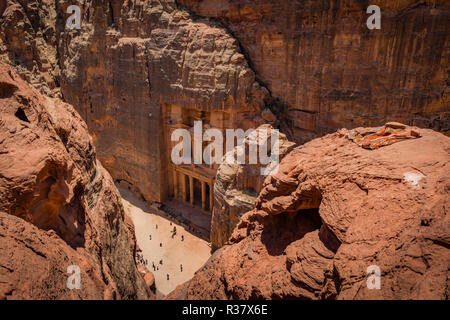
[261,209,322,256]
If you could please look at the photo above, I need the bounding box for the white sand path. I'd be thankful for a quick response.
[119,188,211,297]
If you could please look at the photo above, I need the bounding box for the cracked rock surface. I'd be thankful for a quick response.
[168,127,449,299]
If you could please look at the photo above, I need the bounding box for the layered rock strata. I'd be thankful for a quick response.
[180,0,450,144]
[211,124,296,251]
[0,61,150,299]
[168,125,450,299]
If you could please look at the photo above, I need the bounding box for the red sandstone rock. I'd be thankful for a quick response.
[1,0,449,301]
[180,0,450,143]
[168,126,450,299]
[56,0,269,203]
[0,61,150,299]
[144,272,156,290]
[212,124,296,250]
[137,264,156,291]
[0,0,59,97]
[2,0,448,206]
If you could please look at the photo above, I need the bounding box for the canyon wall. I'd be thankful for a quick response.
[55,0,269,203]
[1,0,270,203]
[211,125,296,251]
[0,0,60,97]
[180,0,450,144]
[1,0,448,206]
[168,126,450,300]
[0,61,150,299]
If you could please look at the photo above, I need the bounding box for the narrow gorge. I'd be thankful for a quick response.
[0,0,448,301]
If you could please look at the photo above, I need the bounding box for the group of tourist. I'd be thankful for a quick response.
[136,251,148,266]
[144,222,185,281]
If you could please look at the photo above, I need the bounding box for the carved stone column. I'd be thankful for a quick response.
[209,182,214,213]
[173,169,178,199]
[201,181,206,211]
[181,173,187,202]
[189,176,194,207]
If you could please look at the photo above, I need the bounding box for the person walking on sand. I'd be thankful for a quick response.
[160,242,162,247]
[180,264,183,272]
[149,234,151,240]
[167,274,169,280]
[181,235,184,242]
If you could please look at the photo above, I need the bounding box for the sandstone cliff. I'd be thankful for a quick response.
[55,0,269,203]
[0,0,60,97]
[180,0,450,144]
[211,124,296,251]
[0,61,150,299]
[1,1,449,300]
[1,0,448,204]
[168,126,450,299]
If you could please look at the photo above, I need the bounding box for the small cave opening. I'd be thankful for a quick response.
[0,81,18,99]
[261,208,323,256]
[0,0,6,17]
[260,189,341,256]
[14,107,30,123]
[56,185,86,249]
[55,127,69,146]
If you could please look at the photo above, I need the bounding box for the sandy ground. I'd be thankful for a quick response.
[119,188,211,297]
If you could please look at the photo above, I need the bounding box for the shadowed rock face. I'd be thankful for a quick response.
[180,0,450,144]
[1,0,448,200]
[167,127,450,300]
[55,0,269,203]
[211,124,296,251]
[1,0,270,203]
[1,1,449,301]
[0,61,150,300]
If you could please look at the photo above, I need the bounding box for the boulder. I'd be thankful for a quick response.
[168,126,450,300]
[0,61,150,300]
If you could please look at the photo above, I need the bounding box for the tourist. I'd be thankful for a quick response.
[167,274,169,280]
[181,235,184,241]
[180,264,183,272]
[149,234,151,240]
[160,242,162,247]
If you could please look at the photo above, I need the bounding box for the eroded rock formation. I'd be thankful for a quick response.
[0,0,60,97]
[168,126,450,299]
[1,0,448,207]
[211,124,296,251]
[1,1,449,300]
[0,61,150,299]
[0,0,269,203]
[180,0,450,144]
[56,0,270,203]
